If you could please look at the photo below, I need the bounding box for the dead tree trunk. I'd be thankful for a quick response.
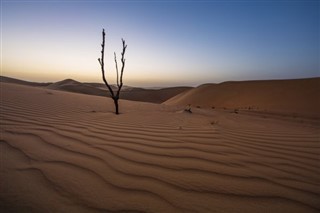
[113,97,119,114]
[98,29,127,115]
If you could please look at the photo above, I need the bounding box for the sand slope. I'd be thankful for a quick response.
[1,82,319,212]
[165,78,320,117]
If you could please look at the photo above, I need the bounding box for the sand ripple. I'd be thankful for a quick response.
[1,83,319,212]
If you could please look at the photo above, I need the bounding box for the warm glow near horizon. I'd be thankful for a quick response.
[1,1,319,87]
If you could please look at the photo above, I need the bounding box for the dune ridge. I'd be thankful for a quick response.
[1,82,319,212]
[165,77,320,117]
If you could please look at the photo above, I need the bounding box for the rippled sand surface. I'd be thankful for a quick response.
[1,83,319,212]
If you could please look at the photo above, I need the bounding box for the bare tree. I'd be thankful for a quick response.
[98,29,127,114]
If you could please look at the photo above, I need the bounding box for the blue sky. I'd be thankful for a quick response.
[1,0,319,86]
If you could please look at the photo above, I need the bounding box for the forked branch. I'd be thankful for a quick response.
[114,52,119,87]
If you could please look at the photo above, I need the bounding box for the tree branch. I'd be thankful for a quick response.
[116,38,127,97]
[99,29,115,97]
[114,52,119,87]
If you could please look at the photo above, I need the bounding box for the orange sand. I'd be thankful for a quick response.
[165,78,320,117]
[1,82,319,212]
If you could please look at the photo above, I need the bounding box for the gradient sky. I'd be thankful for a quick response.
[1,0,319,87]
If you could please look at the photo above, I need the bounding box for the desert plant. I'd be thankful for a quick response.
[184,104,192,113]
[98,29,127,114]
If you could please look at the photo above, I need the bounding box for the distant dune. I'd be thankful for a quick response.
[48,80,191,104]
[120,87,192,103]
[0,76,51,87]
[47,79,107,97]
[165,78,320,117]
[1,82,319,212]
[0,76,191,104]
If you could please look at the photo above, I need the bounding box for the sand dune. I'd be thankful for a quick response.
[1,82,319,212]
[0,76,191,104]
[165,78,320,117]
[48,79,191,104]
[0,76,51,87]
[120,87,192,104]
[47,79,108,97]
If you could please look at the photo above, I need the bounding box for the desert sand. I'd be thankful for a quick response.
[1,81,320,212]
[165,78,320,118]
